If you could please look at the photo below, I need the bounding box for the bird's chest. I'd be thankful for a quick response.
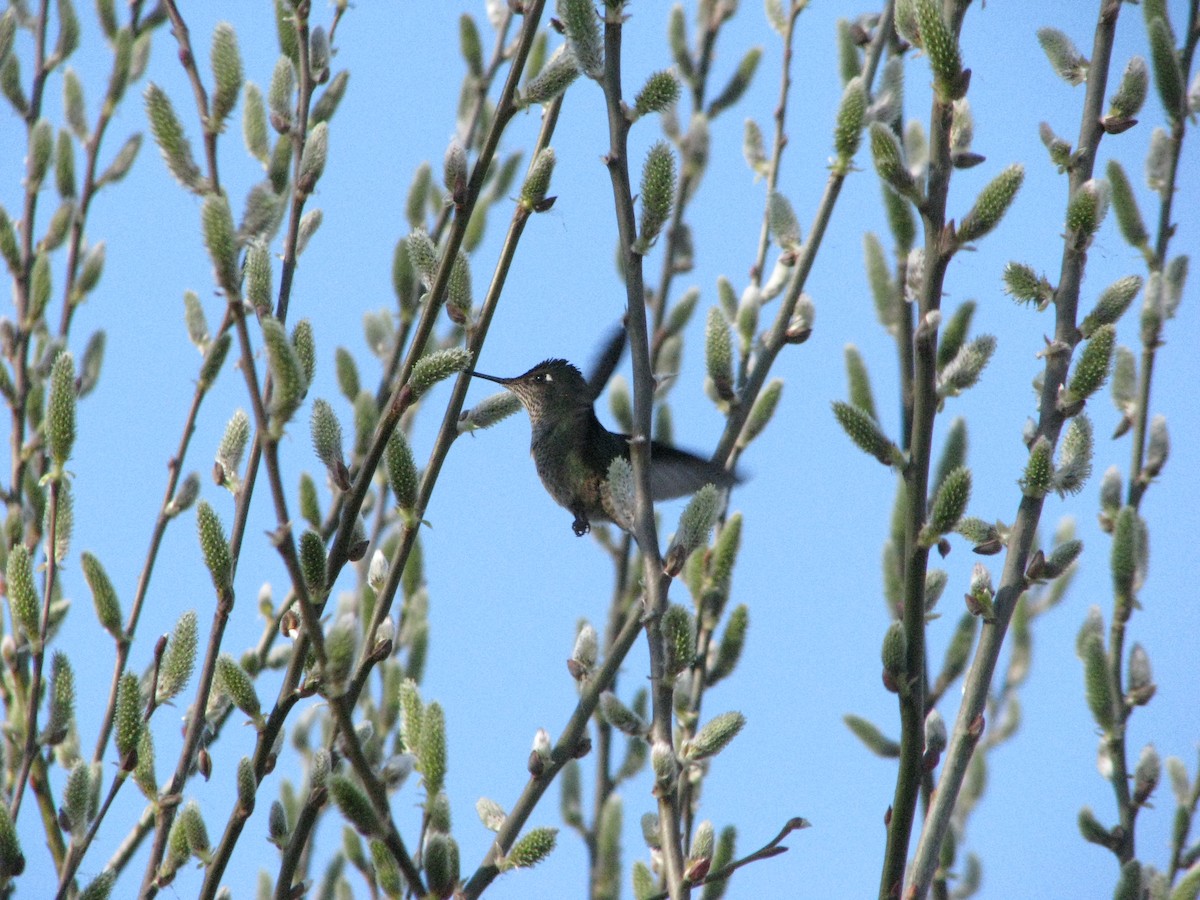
[529,424,605,510]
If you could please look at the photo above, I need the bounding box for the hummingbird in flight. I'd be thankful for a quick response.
[469,343,738,537]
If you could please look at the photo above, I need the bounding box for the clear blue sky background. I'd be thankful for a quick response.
[2,1,1198,897]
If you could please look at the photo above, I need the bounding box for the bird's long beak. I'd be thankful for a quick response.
[467,370,512,386]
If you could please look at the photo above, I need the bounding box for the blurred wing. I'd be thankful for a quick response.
[647,442,740,501]
[586,322,628,401]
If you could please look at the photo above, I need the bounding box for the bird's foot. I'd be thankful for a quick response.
[572,511,591,537]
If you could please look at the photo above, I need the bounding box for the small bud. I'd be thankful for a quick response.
[323,614,358,694]
[560,0,603,79]
[1146,127,1171,194]
[1127,643,1155,705]
[419,702,447,797]
[520,44,580,107]
[43,651,75,746]
[46,351,76,473]
[196,501,232,596]
[681,711,746,763]
[1143,414,1169,480]
[651,741,679,791]
[634,70,680,117]
[261,317,304,434]
[915,0,966,99]
[1059,324,1115,409]
[1108,56,1149,124]
[920,466,971,546]
[881,621,906,688]
[423,832,460,897]
[298,530,326,597]
[667,486,719,575]
[738,378,782,448]
[743,118,768,179]
[158,610,198,704]
[330,774,379,836]
[1037,26,1088,86]
[145,83,204,191]
[309,399,345,481]
[965,562,995,621]
[1081,275,1142,337]
[707,46,762,119]
[459,390,522,433]
[571,622,598,676]
[957,164,1024,245]
[28,119,54,193]
[519,147,556,211]
[113,672,142,765]
[703,307,735,404]
[661,604,695,677]
[832,400,901,467]
[1081,631,1114,731]
[1147,16,1184,120]
[635,142,676,255]
[767,191,801,251]
[1110,506,1140,621]
[1020,436,1054,499]
[870,122,917,199]
[308,24,330,82]
[1054,414,1093,496]
[3,545,37,642]
[1065,178,1111,239]
[605,456,635,532]
[216,654,262,725]
[503,827,557,871]
[209,23,243,130]
[936,333,996,401]
[686,820,715,883]
[600,692,648,737]
[1133,744,1160,807]
[81,552,123,639]
[833,76,867,167]
[201,193,239,296]
[409,348,470,399]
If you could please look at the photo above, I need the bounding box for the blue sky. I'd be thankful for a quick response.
[2,1,1198,897]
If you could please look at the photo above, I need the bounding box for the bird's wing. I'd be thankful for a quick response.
[647,442,740,500]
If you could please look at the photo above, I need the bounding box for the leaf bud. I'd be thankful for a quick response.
[216,654,262,726]
[1053,414,1093,496]
[113,672,142,765]
[1065,178,1111,239]
[1059,324,1115,410]
[1081,275,1142,337]
[409,348,470,399]
[519,147,556,211]
[661,603,695,677]
[1037,26,1088,85]
[144,83,204,191]
[209,22,243,130]
[881,621,906,689]
[196,501,232,596]
[738,378,782,448]
[833,75,867,167]
[157,610,198,704]
[681,711,746,762]
[1127,642,1155,706]
[869,122,917,199]
[520,45,580,107]
[330,774,378,836]
[634,70,680,118]
[635,141,676,255]
[832,400,901,467]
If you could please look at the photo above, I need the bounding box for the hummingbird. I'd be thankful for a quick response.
[468,357,738,537]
